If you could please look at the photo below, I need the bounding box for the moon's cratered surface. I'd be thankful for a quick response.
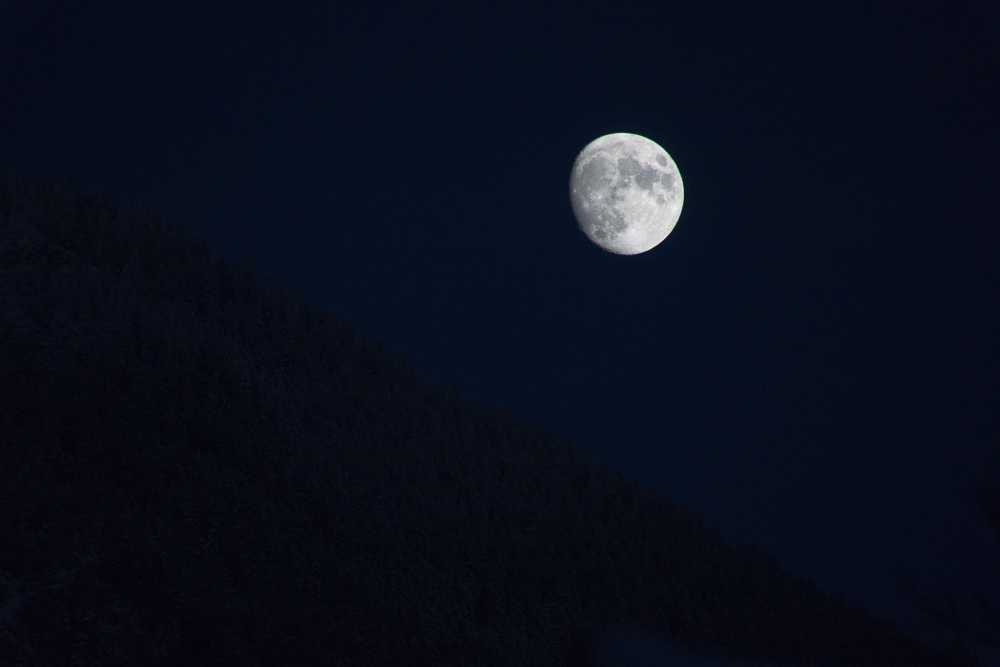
[569,133,684,255]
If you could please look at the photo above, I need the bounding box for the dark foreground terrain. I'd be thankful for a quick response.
[0,173,978,666]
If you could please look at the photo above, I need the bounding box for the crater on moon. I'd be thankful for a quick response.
[569,133,684,255]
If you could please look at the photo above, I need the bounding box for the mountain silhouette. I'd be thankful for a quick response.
[0,172,978,666]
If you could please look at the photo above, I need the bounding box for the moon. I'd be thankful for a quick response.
[569,133,684,255]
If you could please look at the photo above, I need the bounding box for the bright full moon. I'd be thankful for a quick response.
[569,133,684,255]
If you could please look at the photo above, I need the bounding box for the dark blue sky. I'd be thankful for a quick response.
[2,1,999,663]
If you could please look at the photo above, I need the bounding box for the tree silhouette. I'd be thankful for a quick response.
[0,170,981,666]
[898,461,1000,650]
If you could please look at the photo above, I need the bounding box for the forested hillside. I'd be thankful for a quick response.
[0,172,978,666]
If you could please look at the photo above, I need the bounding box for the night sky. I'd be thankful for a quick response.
[2,1,999,664]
